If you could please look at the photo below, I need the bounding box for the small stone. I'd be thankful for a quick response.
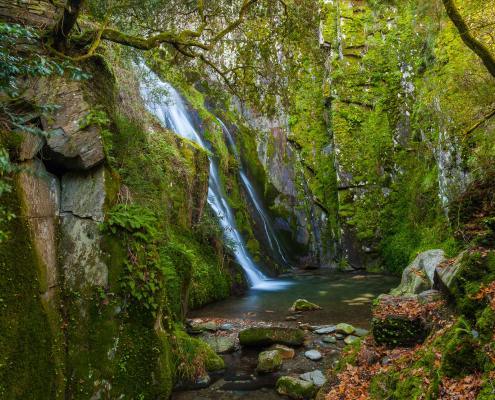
[286,316,298,321]
[290,299,321,312]
[257,350,283,373]
[299,370,327,387]
[322,336,337,344]
[219,323,234,331]
[271,344,295,359]
[335,323,355,335]
[354,328,369,337]
[304,350,322,361]
[335,333,344,340]
[314,325,336,335]
[344,335,360,345]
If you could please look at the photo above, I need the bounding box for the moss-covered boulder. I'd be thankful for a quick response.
[257,350,283,373]
[371,295,428,347]
[290,299,321,312]
[239,327,305,347]
[335,323,355,335]
[276,376,317,399]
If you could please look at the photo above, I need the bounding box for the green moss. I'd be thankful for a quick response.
[371,316,427,347]
[276,376,317,399]
[477,306,495,342]
[239,327,305,347]
[0,184,57,399]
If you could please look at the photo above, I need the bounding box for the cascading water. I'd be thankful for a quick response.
[216,119,291,266]
[139,66,288,290]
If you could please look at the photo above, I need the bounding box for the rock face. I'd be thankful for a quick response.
[203,336,236,354]
[0,0,64,29]
[257,350,283,373]
[391,250,446,296]
[276,376,317,399]
[33,79,105,171]
[239,327,305,347]
[290,299,322,312]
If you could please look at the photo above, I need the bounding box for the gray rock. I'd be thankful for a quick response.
[61,167,106,222]
[435,252,465,293]
[257,350,282,373]
[322,336,337,344]
[391,249,446,296]
[344,335,360,345]
[354,328,369,337]
[418,289,443,304]
[219,323,234,331]
[189,320,219,332]
[304,350,322,361]
[59,214,108,288]
[335,333,344,340]
[300,370,327,387]
[314,325,336,335]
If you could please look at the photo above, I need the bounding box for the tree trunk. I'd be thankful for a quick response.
[53,0,85,50]
[442,0,495,79]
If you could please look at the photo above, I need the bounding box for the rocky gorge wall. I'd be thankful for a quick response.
[0,5,245,398]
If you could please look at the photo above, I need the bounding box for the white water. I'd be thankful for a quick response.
[216,119,290,266]
[139,67,288,290]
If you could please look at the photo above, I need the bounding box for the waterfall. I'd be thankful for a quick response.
[138,66,288,290]
[216,119,291,266]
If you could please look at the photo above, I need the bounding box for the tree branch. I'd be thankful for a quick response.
[442,0,495,79]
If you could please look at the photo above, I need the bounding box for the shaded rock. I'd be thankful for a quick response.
[354,328,369,337]
[18,131,45,161]
[304,350,322,361]
[61,167,106,222]
[300,370,327,387]
[257,350,282,373]
[17,159,60,300]
[344,335,360,345]
[276,376,317,399]
[335,323,355,335]
[270,344,295,359]
[335,334,344,340]
[239,327,305,347]
[391,249,445,296]
[322,336,336,344]
[290,299,321,312]
[203,336,236,354]
[314,325,336,335]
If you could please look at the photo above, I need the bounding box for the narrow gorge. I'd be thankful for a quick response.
[1,1,494,399]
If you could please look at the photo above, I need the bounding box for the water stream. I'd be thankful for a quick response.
[139,67,287,290]
[217,119,290,266]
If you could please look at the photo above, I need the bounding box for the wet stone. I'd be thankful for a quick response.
[299,370,327,387]
[322,335,337,344]
[304,350,322,361]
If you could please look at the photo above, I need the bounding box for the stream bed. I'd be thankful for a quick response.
[172,271,399,400]
[190,271,399,328]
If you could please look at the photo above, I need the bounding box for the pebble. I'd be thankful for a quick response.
[304,350,323,361]
[322,335,337,344]
[335,333,344,340]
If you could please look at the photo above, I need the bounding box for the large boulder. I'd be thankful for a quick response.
[202,335,236,354]
[391,249,446,296]
[276,376,317,399]
[257,350,283,373]
[239,327,305,347]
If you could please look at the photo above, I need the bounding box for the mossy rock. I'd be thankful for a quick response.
[239,327,305,347]
[372,316,427,347]
[276,376,317,399]
[256,350,283,373]
[290,299,321,312]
